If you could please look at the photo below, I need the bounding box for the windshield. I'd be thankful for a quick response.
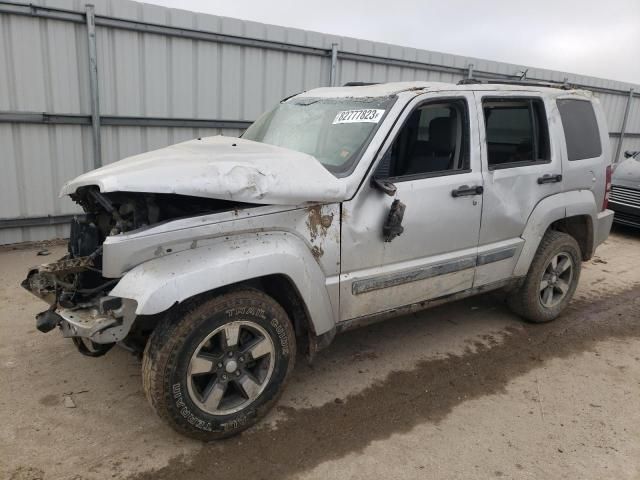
[242,96,396,174]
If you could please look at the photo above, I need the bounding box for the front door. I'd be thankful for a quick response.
[339,92,483,321]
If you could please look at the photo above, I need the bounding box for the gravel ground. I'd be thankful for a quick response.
[1,226,639,480]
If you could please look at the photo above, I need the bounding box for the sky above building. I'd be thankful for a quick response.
[142,0,640,85]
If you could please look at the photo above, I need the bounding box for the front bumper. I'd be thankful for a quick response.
[22,265,137,344]
[29,299,136,345]
[57,305,123,343]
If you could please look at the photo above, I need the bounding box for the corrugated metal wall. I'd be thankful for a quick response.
[1,0,639,244]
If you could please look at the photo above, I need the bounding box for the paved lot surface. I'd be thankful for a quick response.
[1,226,640,480]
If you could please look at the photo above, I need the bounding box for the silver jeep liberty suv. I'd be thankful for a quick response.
[23,80,614,439]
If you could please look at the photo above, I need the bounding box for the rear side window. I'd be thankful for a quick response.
[483,98,550,169]
[556,99,602,160]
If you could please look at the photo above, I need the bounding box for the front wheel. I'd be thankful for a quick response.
[142,289,296,440]
[508,230,582,323]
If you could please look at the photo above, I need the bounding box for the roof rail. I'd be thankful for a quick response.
[343,82,379,87]
[457,78,575,90]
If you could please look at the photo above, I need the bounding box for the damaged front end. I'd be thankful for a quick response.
[22,186,244,356]
[22,229,130,356]
[22,135,349,357]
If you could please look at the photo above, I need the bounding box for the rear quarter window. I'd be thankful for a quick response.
[556,99,602,161]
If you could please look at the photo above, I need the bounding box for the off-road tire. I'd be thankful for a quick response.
[142,289,296,440]
[508,230,582,323]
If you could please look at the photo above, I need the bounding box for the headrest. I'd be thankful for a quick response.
[429,117,454,152]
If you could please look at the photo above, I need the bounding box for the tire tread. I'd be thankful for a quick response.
[142,289,296,440]
[508,230,581,323]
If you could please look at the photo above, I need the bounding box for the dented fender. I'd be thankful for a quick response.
[109,232,337,336]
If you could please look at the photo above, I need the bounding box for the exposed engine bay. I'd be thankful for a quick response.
[22,186,249,354]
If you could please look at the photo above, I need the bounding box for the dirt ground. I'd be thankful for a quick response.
[1,226,639,480]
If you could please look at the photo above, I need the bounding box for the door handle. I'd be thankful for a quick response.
[451,185,484,197]
[537,174,562,184]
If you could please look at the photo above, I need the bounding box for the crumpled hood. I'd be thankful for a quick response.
[60,136,347,205]
[612,157,640,190]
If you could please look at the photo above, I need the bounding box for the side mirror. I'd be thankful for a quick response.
[371,177,397,196]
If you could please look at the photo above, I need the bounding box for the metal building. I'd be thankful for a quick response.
[1,0,639,244]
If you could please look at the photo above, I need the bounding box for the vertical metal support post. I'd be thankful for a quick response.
[467,63,474,79]
[614,88,634,163]
[85,4,102,168]
[329,43,338,87]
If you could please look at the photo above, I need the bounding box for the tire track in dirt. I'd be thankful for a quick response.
[129,285,640,480]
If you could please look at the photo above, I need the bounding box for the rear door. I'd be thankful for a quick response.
[473,91,562,287]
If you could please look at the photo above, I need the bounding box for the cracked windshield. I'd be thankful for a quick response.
[242,96,396,173]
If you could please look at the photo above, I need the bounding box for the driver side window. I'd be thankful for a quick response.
[376,98,470,179]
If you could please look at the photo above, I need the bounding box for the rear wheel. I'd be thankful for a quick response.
[142,289,296,440]
[508,231,581,323]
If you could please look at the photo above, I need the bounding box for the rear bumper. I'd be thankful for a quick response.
[594,209,615,247]
[609,200,640,228]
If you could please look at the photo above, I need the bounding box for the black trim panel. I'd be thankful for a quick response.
[351,245,518,295]
[352,256,476,295]
[389,169,472,183]
[487,159,552,171]
[476,247,518,265]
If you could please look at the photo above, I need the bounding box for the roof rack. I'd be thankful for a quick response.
[457,77,575,90]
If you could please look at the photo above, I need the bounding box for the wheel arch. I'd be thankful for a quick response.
[255,274,315,356]
[514,190,598,276]
[124,274,319,356]
[550,214,594,261]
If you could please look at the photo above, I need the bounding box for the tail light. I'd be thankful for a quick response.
[602,164,612,211]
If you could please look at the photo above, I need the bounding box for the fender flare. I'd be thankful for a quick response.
[513,190,598,277]
[109,232,336,335]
